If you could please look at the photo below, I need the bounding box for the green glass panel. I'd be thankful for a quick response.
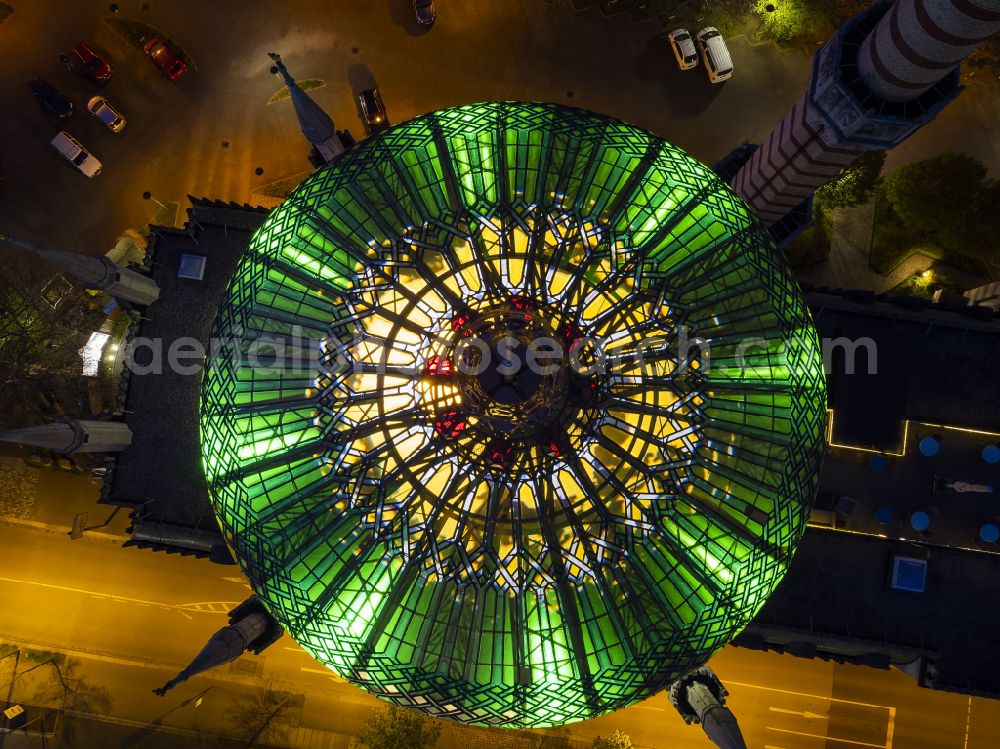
[200,102,826,729]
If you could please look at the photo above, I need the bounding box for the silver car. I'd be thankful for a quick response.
[87,96,126,132]
[50,131,102,177]
[668,28,699,71]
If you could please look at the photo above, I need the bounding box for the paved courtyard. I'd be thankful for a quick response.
[2,0,998,259]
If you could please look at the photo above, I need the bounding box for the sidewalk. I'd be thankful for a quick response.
[796,201,990,293]
[0,455,130,538]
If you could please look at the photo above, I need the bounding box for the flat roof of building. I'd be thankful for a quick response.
[105,200,268,553]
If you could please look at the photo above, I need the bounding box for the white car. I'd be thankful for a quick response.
[696,27,734,83]
[668,28,699,71]
[50,131,102,177]
[87,96,126,132]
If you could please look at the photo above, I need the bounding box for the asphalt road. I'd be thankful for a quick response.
[1,519,999,748]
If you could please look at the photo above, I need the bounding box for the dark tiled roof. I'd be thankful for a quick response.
[756,528,1000,695]
[105,205,268,547]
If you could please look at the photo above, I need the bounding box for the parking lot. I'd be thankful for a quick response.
[0,0,996,254]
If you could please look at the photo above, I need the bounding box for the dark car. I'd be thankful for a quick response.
[414,0,436,25]
[28,78,73,118]
[358,88,390,136]
[143,37,188,80]
[73,42,113,82]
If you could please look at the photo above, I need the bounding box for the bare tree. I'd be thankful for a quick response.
[27,653,114,746]
[227,677,298,748]
[0,248,104,430]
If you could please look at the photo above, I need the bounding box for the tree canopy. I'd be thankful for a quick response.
[882,152,999,258]
[593,730,634,749]
[816,150,885,209]
[0,250,103,430]
[758,0,836,41]
[356,705,442,749]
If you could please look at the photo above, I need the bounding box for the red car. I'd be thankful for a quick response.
[73,42,113,82]
[143,37,187,81]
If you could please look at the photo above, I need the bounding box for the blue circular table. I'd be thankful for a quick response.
[910,511,930,532]
[980,523,1000,543]
[875,506,894,525]
[869,454,887,471]
[919,437,940,457]
[983,444,1000,465]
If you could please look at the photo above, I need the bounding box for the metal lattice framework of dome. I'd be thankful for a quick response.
[200,102,827,728]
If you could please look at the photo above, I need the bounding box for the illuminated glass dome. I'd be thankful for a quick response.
[200,102,826,728]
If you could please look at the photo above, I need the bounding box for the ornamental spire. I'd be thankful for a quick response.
[267,52,345,163]
[0,231,159,306]
[0,418,132,454]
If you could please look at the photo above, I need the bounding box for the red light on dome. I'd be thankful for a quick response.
[486,438,514,467]
[434,411,466,439]
[451,312,474,335]
[424,355,454,376]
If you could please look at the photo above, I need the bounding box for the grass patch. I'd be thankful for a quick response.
[0,3,14,25]
[151,201,179,227]
[784,200,832,269]
[254,171,312,199]
[102,17,198,71]
[268,79,326,105]
[889,269,965,299]
[961,36,1000,91]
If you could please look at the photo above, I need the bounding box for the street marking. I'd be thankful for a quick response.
[963,697,971,749]
[726,680,892,710]
[0,575,234,617]
[731,679,895,749]
[769,706,828,720]
[766,726,885,747]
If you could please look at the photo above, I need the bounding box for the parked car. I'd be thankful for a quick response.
[28,78,73,118]
[50,132,102,177]
[668,28,699,71]
[73,42,113,82]
[143,37,188,80]
[87,96,126,132]
[695,27,733,83]
[358,88,390,136]
[414,0,436,25]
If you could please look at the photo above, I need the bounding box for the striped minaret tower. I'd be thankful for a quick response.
[729,0,1000,230]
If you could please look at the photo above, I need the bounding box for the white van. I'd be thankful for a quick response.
[50,131,102,177]
[696,27,733,84]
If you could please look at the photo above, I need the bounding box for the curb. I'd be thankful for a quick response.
[0,515,128,543]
